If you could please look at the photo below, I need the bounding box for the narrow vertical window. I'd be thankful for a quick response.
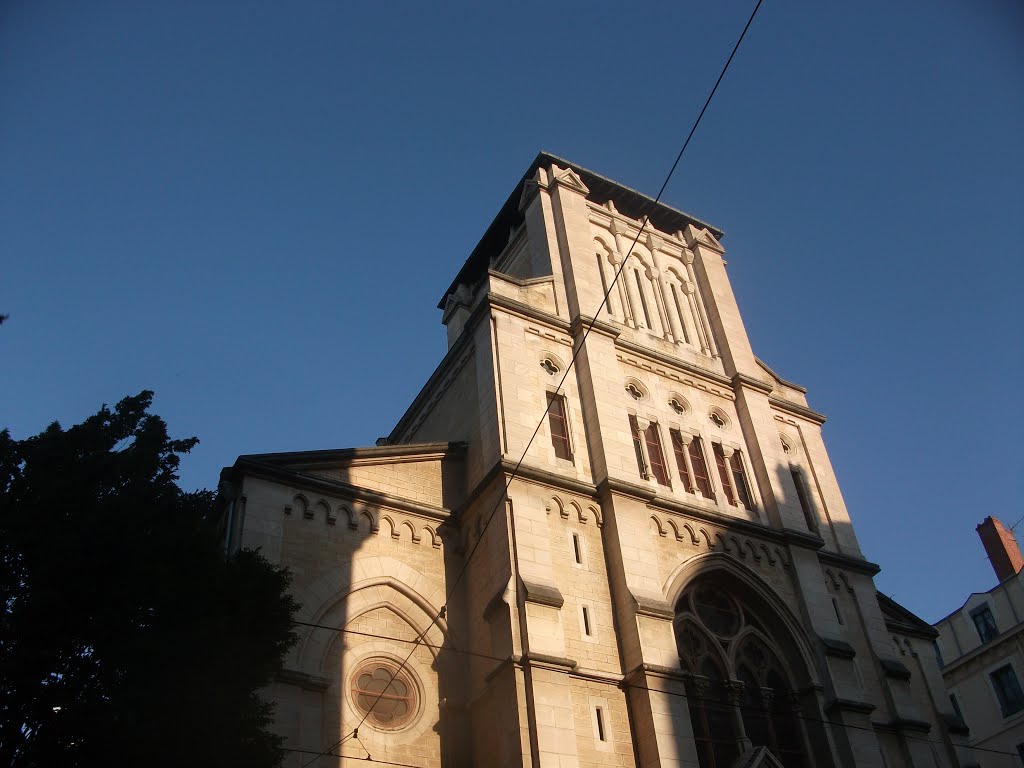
[729,450,753,509]
[629,415,648,479]
[670,429,693,491]
[546,392,572,461]
[791,468,817,530]
[572,532,583,565]
[832,597,844,625]
[688,437,715,500]
[582,605,593,636]
[644,423,670,487]
[713,443,736,505]
[596,253,611,311]
[595,706,607,741]
[633,269,652,328]
[670,283,690,343]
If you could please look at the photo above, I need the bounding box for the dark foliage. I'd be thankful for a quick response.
[0,392,298,767]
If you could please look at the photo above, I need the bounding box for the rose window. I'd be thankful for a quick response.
[350,660,419,729]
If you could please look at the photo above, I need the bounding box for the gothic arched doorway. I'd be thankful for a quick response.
[674,574,814,767]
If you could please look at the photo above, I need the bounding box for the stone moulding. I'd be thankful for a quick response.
[276,668,332,692]
[632,592,674,620]
[819,636,857,659]
[879,658,912,680]
[520,579,564,609]
[825,698,876,715]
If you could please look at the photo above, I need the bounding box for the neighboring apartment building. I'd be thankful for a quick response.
[221,153,967,767]
[934,517,1024,767]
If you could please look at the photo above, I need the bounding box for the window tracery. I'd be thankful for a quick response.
[676,581,809,767]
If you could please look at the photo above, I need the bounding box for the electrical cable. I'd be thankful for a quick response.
[288,619,1013,762]
[298,1,766,762]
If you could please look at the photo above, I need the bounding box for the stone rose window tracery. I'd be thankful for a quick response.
[350,660,420,730]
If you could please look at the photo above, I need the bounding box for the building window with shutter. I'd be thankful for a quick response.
[972,604,999,644]
[688,436,715,500]
[546,392,572,461]
[644,423,670,487]
[628,416,669,487]
[990,665,1024,717]
[670,429,694,491]
[728,450,753,509]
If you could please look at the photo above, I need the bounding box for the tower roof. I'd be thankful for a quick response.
[437,151,724,309]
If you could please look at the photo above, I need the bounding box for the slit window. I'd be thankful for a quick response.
[670,283,690,343]
[572,532,583,565]
[633,270,652,328]
[595,706,606,741]
[546,392,572,461]
[629,415,648,479]
[582,605,593,637]
[832,598,844,625]
[791,468,817,530]
[596,254,611,312]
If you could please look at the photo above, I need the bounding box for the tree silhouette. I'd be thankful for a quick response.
[0,392,298,767]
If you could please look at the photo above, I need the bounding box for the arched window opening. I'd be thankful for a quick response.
[633,269,653,328]
[676,578,812,767]
[677,621,741,768]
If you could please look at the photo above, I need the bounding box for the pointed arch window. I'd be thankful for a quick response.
[676,581,810,767]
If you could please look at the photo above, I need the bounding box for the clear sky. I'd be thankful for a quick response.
[2,1,1022,624]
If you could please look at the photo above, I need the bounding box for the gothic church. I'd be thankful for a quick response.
[222,154,966,767]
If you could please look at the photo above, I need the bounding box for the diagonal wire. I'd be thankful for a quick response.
[299,0,764,762]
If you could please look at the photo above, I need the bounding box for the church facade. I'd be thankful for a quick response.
[222,154,967,767]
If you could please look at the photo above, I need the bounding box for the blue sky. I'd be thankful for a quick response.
[2,1,1021,624]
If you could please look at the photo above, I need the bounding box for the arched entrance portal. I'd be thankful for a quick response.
[674,571,816,767]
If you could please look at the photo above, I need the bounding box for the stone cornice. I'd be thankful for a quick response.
[600,476,658,502]
[879,658,912,680]
[820,636,857,659]
[940,622,1024,677]
[615,337,732,389]
[231,459,451,522]
[570,314,621,339]
[484,292,572,334]
[501,459,599,498]
[872,717,932,734]
[826,698,876,715]
[817,549,882,576]
[235,442,463,469]
[389,329,475,440]
[624,663,688,684]
[767,396,827,426]
[485,268,555,290]
[732,372,774,395]
[520,579,564,609]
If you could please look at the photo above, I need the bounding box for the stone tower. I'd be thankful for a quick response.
[222,153,966,767]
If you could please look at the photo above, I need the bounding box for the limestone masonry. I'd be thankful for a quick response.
[222,153,968,767]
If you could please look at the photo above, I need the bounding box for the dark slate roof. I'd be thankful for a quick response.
[437,151,724,309]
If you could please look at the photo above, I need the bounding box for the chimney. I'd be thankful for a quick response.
[977,516,1024,582]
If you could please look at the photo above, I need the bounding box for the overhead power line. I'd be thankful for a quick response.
[289,619,1008,763]
[300,1,765,763]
